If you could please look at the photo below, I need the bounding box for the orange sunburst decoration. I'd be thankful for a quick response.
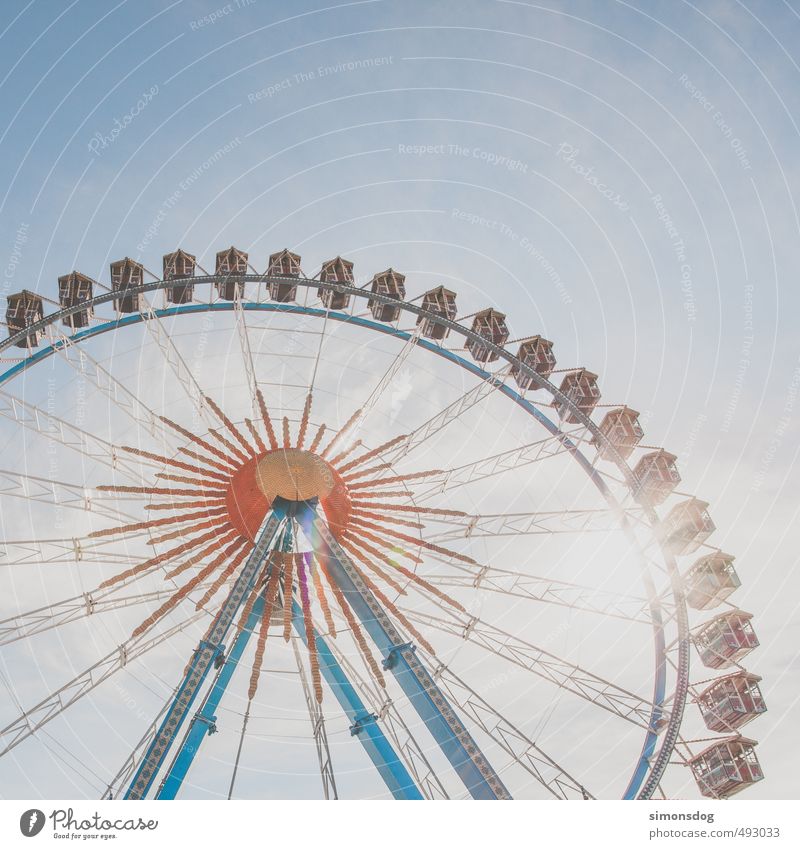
[93,389,468,703]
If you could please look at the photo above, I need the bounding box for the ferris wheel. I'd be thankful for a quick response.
[0,246,765,801]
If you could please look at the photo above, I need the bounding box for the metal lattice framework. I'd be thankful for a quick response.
[0,258,765,801]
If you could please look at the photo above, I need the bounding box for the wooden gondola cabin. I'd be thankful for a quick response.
[697,672,766,732]
[632,450,680,505]
[592,406,643,460]
[684,552,741,610]
[466,308,509,363]
[215,246,248,301]
[512,336,556,388]
[267,249,301,303]
[657,498,716,556]
[417,286,457,340]
[368,268,406,322]
[5,290,44,347]
[556,369,601,423]
[163,249,196,305]
[318,256,354,310]
[58,272,93,329]
[110,257,144,313]
[689,738,763,798]
[694,610,759,669]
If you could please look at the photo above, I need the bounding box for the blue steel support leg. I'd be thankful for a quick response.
[124,508,286,799]
[290,598,423,800]
[155,594,267,799]
[154,588,421,799]
[291,500,511,800]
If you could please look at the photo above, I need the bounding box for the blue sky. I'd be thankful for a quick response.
[0,0,799,800]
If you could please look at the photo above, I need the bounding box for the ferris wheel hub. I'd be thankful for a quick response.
[222,446,353,543]
[256,449,336,502]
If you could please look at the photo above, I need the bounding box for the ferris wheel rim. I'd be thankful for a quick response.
[0,273,690,800]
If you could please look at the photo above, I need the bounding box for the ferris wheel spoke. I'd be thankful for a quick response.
[290,635,338,800]
[411,426,589,499]
[0,391,157,484]
[425,507,647,542]
[405,608,665,730]
[0,576,216,646]
[332,324,424,455]
[141,304,211,428]
[315,326,424,460]
[420,559,650,623]
[0,468,140,523]
[424,655,593,799]
[232,291,261,420]
[43,326,180,451]
[0,609,205,758]
[0,536,140,567]
[383,364,514,465]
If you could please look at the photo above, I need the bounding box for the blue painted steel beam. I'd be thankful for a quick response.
[156,525,296,799]
[156,594,267,799]
[124,508,287,799]
[290,596,423,800]
[155,557,421,799]
[289,499,511,800]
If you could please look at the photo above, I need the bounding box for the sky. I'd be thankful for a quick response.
[0,0,799,802]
